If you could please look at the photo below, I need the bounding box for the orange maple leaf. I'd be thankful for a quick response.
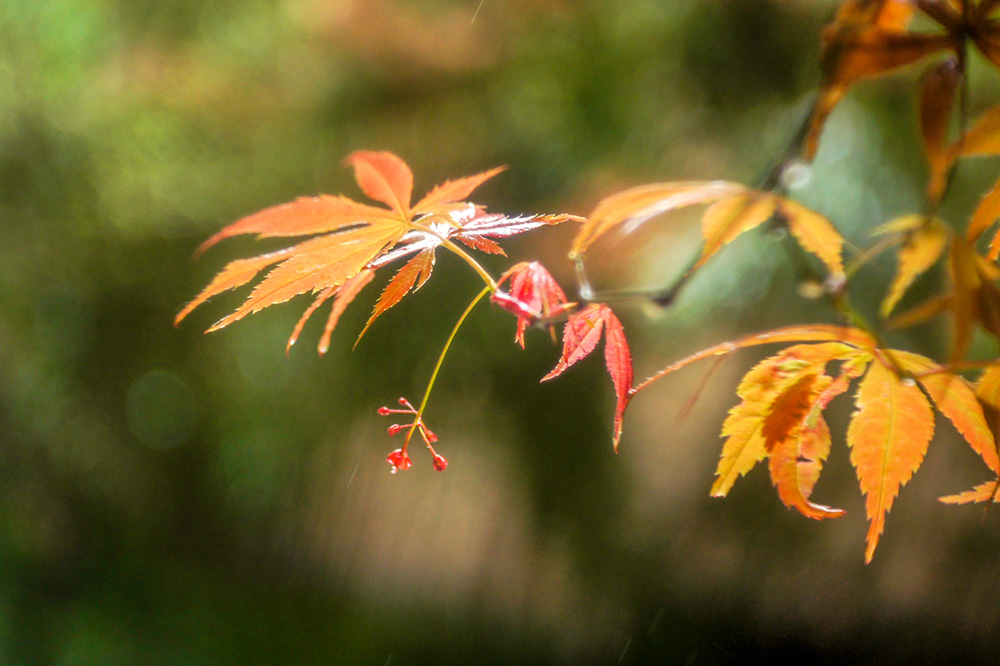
[176,151,574,351]
[570,182,844,280]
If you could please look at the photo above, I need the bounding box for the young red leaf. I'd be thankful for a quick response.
[847,359,935,564]
[494,261,569,348]
[456,234,506,256]
[541,303,633,450]
[602,308,633,450]
[542,304,607,381]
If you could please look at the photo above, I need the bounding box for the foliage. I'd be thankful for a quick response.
[179,0,1000,562]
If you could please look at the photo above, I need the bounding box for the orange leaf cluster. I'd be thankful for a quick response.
[631,326,999,563]
[807,1,1000,160]
[176,152,574,352]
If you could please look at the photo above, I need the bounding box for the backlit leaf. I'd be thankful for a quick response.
[633,325,876,394]
[570,182,745,258]
[195,196,400,255]
[976,365,1000,409]
[939,479,1000,504]
[574,184,844,281]
[762,373,825,452]
[696,193,776,271]
[919,58,961,204]
[179,152,573,351]
[318,270,374,355]
[777,199,845,277]
[286,269,375,355]
[711,342,861,497]
[344,151,414,217]
[413,166,506,212]
[206,224,406,332]
[960,104,1000,156]
[966,179,1000,244]
[768,407,846,520]
[768,354,870,519]
[847,359,934,563]
[807,28,955,159]
[874,216,949,317]
[175,248,294,325]
[541,303,633,449]
[356,250,435,345]
[892,350,1000,474]
[494,261,570,348]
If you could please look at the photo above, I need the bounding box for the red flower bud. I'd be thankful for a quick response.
[386,448,411,472]
[377,406,392,416]
[432,454,448,471]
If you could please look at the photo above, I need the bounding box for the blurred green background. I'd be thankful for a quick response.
[3,0,1000,663]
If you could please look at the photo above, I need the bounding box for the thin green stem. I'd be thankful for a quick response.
[404,286,491,448]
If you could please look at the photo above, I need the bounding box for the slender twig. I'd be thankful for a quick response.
[404,286,491,448]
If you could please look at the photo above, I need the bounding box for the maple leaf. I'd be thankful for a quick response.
[919,58,962,205]
[938,364,1000,504]
[890,235,1000,363]
[871,215,949,318]
[492,261,572,348]
[954,103,1000,258]
[541,303,633,451]
[847,357,933,563]
[570,182,844,278]
[176,151,575,351]
[713,344,848,494]
[768,358,867,520]
[939,478,1000,504]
